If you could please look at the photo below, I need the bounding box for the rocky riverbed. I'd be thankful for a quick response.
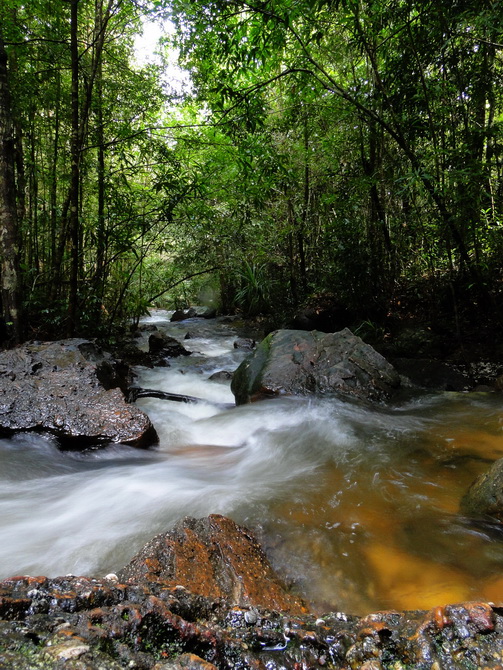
[1,515,503,670]
[1,322,503,668]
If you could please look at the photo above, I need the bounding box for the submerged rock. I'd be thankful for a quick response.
[0,339,157,448]
[460,457,503,522]
[231,328,401,405]
[1,516,503,669]
[233,337,255,351]
[208,370,233,382]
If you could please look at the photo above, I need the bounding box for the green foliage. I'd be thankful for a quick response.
[162,0,503,319]
[353,319,385,345]
[4,0,503,336]
[234,262,275,316]
[1,0,179,335]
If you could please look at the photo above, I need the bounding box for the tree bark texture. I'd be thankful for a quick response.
[0,36,22,343]
[68,0,80,336]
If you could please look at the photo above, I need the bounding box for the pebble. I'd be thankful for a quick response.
[45,643,90,661]
[244,608,259,625]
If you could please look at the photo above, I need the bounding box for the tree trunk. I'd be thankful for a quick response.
[68,0,80,336]
[50,69,61,276]
[94,0,106,316]
[0,36,22,344]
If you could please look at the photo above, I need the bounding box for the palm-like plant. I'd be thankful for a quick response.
[234,262,272,316]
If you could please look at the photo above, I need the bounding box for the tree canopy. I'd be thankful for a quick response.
[0,0,502,343]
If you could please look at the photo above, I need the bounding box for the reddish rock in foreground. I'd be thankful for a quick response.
[117,514,308,616]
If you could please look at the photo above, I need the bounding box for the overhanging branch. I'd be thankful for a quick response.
[148,267,221,303]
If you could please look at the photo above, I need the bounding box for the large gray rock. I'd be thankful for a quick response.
[231,328,401,405]
[460,458,503,521]
[0,339,157,448]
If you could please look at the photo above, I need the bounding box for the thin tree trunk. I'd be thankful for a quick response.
[286,201,299,306]
[59,0,114,325]
[28,118,39,272]
[50,69,61,275]
[94,0,106,313]
[68,0,80,335]
[0,36,22,343]
[298,115,309,295]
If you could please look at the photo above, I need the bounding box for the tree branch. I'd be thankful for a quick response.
[148,267,221,303]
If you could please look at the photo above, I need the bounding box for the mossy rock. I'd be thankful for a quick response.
[460,457,503,521]
[231,328,400,405]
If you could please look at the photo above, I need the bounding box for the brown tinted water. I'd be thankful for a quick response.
[254,395,503,614]
[0,313,502,618]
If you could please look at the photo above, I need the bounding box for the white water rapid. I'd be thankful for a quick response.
[1,311,503,614]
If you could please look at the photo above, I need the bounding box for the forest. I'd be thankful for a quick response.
[1,0,502,349]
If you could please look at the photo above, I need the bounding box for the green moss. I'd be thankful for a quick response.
[231,331,273,404]
[0,644,56,670]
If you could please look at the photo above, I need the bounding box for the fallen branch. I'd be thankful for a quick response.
[127,387,234,410]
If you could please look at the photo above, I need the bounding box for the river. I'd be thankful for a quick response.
[1,311,502,615]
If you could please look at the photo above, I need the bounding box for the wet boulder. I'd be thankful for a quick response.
[117,330,191,370]
[0,339,157,448]
[148,331,191,358]
[231,328,401,405]
[118,341,159,368]
[170,308,197,322]
[208,370,233,382]
[170,309,187,322]
[233,337,255,350]
[460,458,503,522]
[117,514,308,615]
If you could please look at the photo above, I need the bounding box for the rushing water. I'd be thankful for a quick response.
[1,311,503,615]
